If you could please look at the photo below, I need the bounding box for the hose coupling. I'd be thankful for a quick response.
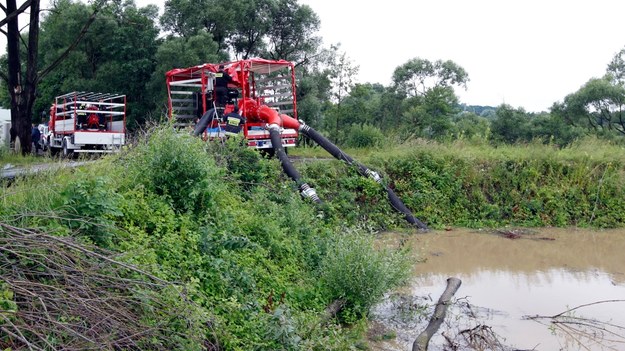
[267,123,282,132]
[299,183,320,203]
[366,169,382,183]
[298,123,310,132]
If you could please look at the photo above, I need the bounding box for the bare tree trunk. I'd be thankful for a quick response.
[5,0,40,155]
[2,0,104,156]
[6,0,25,152]
[412,277,462,351]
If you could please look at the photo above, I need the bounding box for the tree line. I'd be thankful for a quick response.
[2,0,625,154]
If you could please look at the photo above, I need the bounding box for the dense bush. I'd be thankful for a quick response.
[320,228,411,319]
[408,142,625,228]
[121,127,222,215]
[298,138,625,229]
[344,124,385,148]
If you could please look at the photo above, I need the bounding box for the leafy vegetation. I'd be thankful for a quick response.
[3,0,625,347]
[2,125,625,349]
[294,136,625,230]
[1,126,413,350]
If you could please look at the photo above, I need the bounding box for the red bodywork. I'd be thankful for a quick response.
[166,58,301,148]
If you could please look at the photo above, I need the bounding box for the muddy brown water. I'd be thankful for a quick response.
[370,228,625,351]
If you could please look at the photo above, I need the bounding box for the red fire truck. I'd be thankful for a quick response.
[166,58,299,155]
[47,92,126,157]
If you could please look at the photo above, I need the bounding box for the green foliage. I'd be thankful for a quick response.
[61,175,123,246]
[453,112,491,141]
[320,228,411,319]
[490,104,531,144]
[392,57,469,98]
[122,126,221,214]
[300,160,399,229]
[36,0,161,128]
[376,139,625,228]
[0,282,17,316]
[345,124,385,148]
[206,136,274,191]
[4,119,625,349]
[264,0,321,62]
[263,304,301,349]
[294,137,625,230]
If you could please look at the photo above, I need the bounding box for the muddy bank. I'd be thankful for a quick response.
[370,228,625,351]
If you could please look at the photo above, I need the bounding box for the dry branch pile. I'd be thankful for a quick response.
[0,222,209,351]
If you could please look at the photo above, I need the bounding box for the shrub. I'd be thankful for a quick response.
[319,228,411,319]
[61,175,123,246]
[345,124,385,148]
[122,126,222,215]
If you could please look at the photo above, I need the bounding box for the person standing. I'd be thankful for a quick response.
[31,123,41,154]
[214,65,233,106]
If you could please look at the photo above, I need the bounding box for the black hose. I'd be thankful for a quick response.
[268,126,321,203]
[300,124,428,230]
[193,108,217,137]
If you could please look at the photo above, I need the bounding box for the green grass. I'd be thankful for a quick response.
[0,150,53,166]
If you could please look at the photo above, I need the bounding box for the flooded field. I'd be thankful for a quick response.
[370,228,625,351]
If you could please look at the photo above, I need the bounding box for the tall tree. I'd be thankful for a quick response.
[160,0,236,52]
[323,48,358,143]
[490,104,531,144]
[265,0,320,62]
[392,58,468,98]
[1,0,101,154]
[392,58,469,139]
[553,79,625,135]
[35,0,161,128]
[228,0,274,59]
[2,0,41,153]
[161,0,322,62]
[146,32,224,118]
[552,47,625,137]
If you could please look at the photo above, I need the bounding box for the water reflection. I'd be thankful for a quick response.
[370,228,625,351]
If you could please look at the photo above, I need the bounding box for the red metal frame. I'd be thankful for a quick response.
[166,58,300,147]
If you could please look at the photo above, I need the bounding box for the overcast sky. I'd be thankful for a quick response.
[3,0,624,112]
[297,0,625,112]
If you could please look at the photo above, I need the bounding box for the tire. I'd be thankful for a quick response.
[62,138,73,159]
[259,148,275,159]
[49,147,60,157]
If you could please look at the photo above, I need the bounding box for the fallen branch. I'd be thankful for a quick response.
[412,277,462,351]
[524,300,625,349]
[303,298,345,339]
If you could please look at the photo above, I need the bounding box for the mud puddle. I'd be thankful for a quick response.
[370,228,625,351]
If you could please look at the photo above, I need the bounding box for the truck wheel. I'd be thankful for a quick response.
[62,139,73,159]
[260,148,275,159]
[49,146,60,157]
